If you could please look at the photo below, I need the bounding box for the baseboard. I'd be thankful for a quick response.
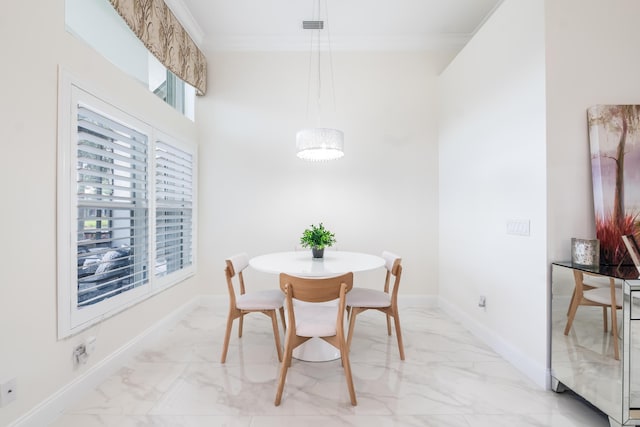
[10,296,202,427]
[438,297,548,389]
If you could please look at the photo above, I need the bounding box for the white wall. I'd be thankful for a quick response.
[545,0,640,263]
[438,0,548,387]
[65,0,149,85]
[0,1,199,425]
[10,0,639,422]
[196,51,452,295]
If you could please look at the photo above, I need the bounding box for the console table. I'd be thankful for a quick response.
[551,262,640,427]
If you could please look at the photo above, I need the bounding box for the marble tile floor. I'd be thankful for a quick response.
[51,304,611,426]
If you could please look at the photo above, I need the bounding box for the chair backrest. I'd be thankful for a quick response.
[279,272,353,303]
[225,253,250,303]
[226,253,249,276]
[382,251,402,297]
[382,251,401,275]
[279,272,353,336]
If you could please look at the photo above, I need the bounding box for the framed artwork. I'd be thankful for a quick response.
[622,235,640,273]
[588,105,640,265]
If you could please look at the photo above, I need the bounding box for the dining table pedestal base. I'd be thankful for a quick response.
[293,337,340,362]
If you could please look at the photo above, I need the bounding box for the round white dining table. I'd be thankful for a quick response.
[249,250,385,361]
[249,250,385,277]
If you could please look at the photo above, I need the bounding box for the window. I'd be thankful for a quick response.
[155,138,194,277]
[58,74,196,337]
[76,105,150,308]
[148,55,196,119]
[65,0,196,119]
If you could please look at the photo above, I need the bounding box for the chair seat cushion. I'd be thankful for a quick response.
[236,289,284,310]
[294,305,338,337]
[584,287,623,307]
[346,288,391,308]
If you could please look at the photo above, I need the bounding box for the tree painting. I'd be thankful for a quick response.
[588,105,640,265]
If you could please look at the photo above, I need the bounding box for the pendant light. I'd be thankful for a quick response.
[296,0,344,161]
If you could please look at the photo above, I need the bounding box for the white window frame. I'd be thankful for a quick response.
[57,71,197,338]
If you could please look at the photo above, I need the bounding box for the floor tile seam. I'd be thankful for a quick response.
[142,361,194,416]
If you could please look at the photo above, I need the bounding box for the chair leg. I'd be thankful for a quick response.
[564,298,579,335]
[340,339,357,406]
[279,307,286,331]
[286,337,295,367]
[386,313,392,336]
[270,311,283,362]
[221,312,234,363]
[392,312,405,361]
[275,334,293,406]
[611,306,620,360]
[274,360,289,406]
[346,308,361,352]
[238,312,244,338]
[566,287,576,316]
[602,307,608,332]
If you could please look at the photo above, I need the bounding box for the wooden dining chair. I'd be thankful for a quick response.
[275,272,357,406]
[220,253,285,363]
[564,269,622,360]
[566,273,620,316]
[345,251,404,360]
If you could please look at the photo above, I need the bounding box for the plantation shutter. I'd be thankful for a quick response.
[155,140,194,277]
[76,105,149,307]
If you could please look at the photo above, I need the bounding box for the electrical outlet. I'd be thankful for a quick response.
[73,343,88,365]
[0,378,17,407]
[478,295,486,308]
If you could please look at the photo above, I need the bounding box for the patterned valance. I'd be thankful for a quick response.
[109,0,207,96]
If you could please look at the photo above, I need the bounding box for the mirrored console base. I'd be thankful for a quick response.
[551,379,626,427]
[550,376,566,393]
[551,262,640,427]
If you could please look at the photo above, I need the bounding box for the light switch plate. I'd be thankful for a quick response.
[507,219,530,236]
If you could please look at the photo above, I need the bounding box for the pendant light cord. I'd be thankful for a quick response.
[304,0,336,127]
[325,0,337,113]
[305,1,315,120]
[317,0,322,126]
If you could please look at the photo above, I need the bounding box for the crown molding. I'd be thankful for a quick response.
[204,33,472,52]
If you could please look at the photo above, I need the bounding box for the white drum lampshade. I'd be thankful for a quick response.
[296,128,344,161]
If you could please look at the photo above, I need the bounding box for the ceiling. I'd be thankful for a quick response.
[169,0,504,52]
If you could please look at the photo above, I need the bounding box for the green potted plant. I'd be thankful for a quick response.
[300,223,336,258]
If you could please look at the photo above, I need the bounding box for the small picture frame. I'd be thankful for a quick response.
[622,235,640,273]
